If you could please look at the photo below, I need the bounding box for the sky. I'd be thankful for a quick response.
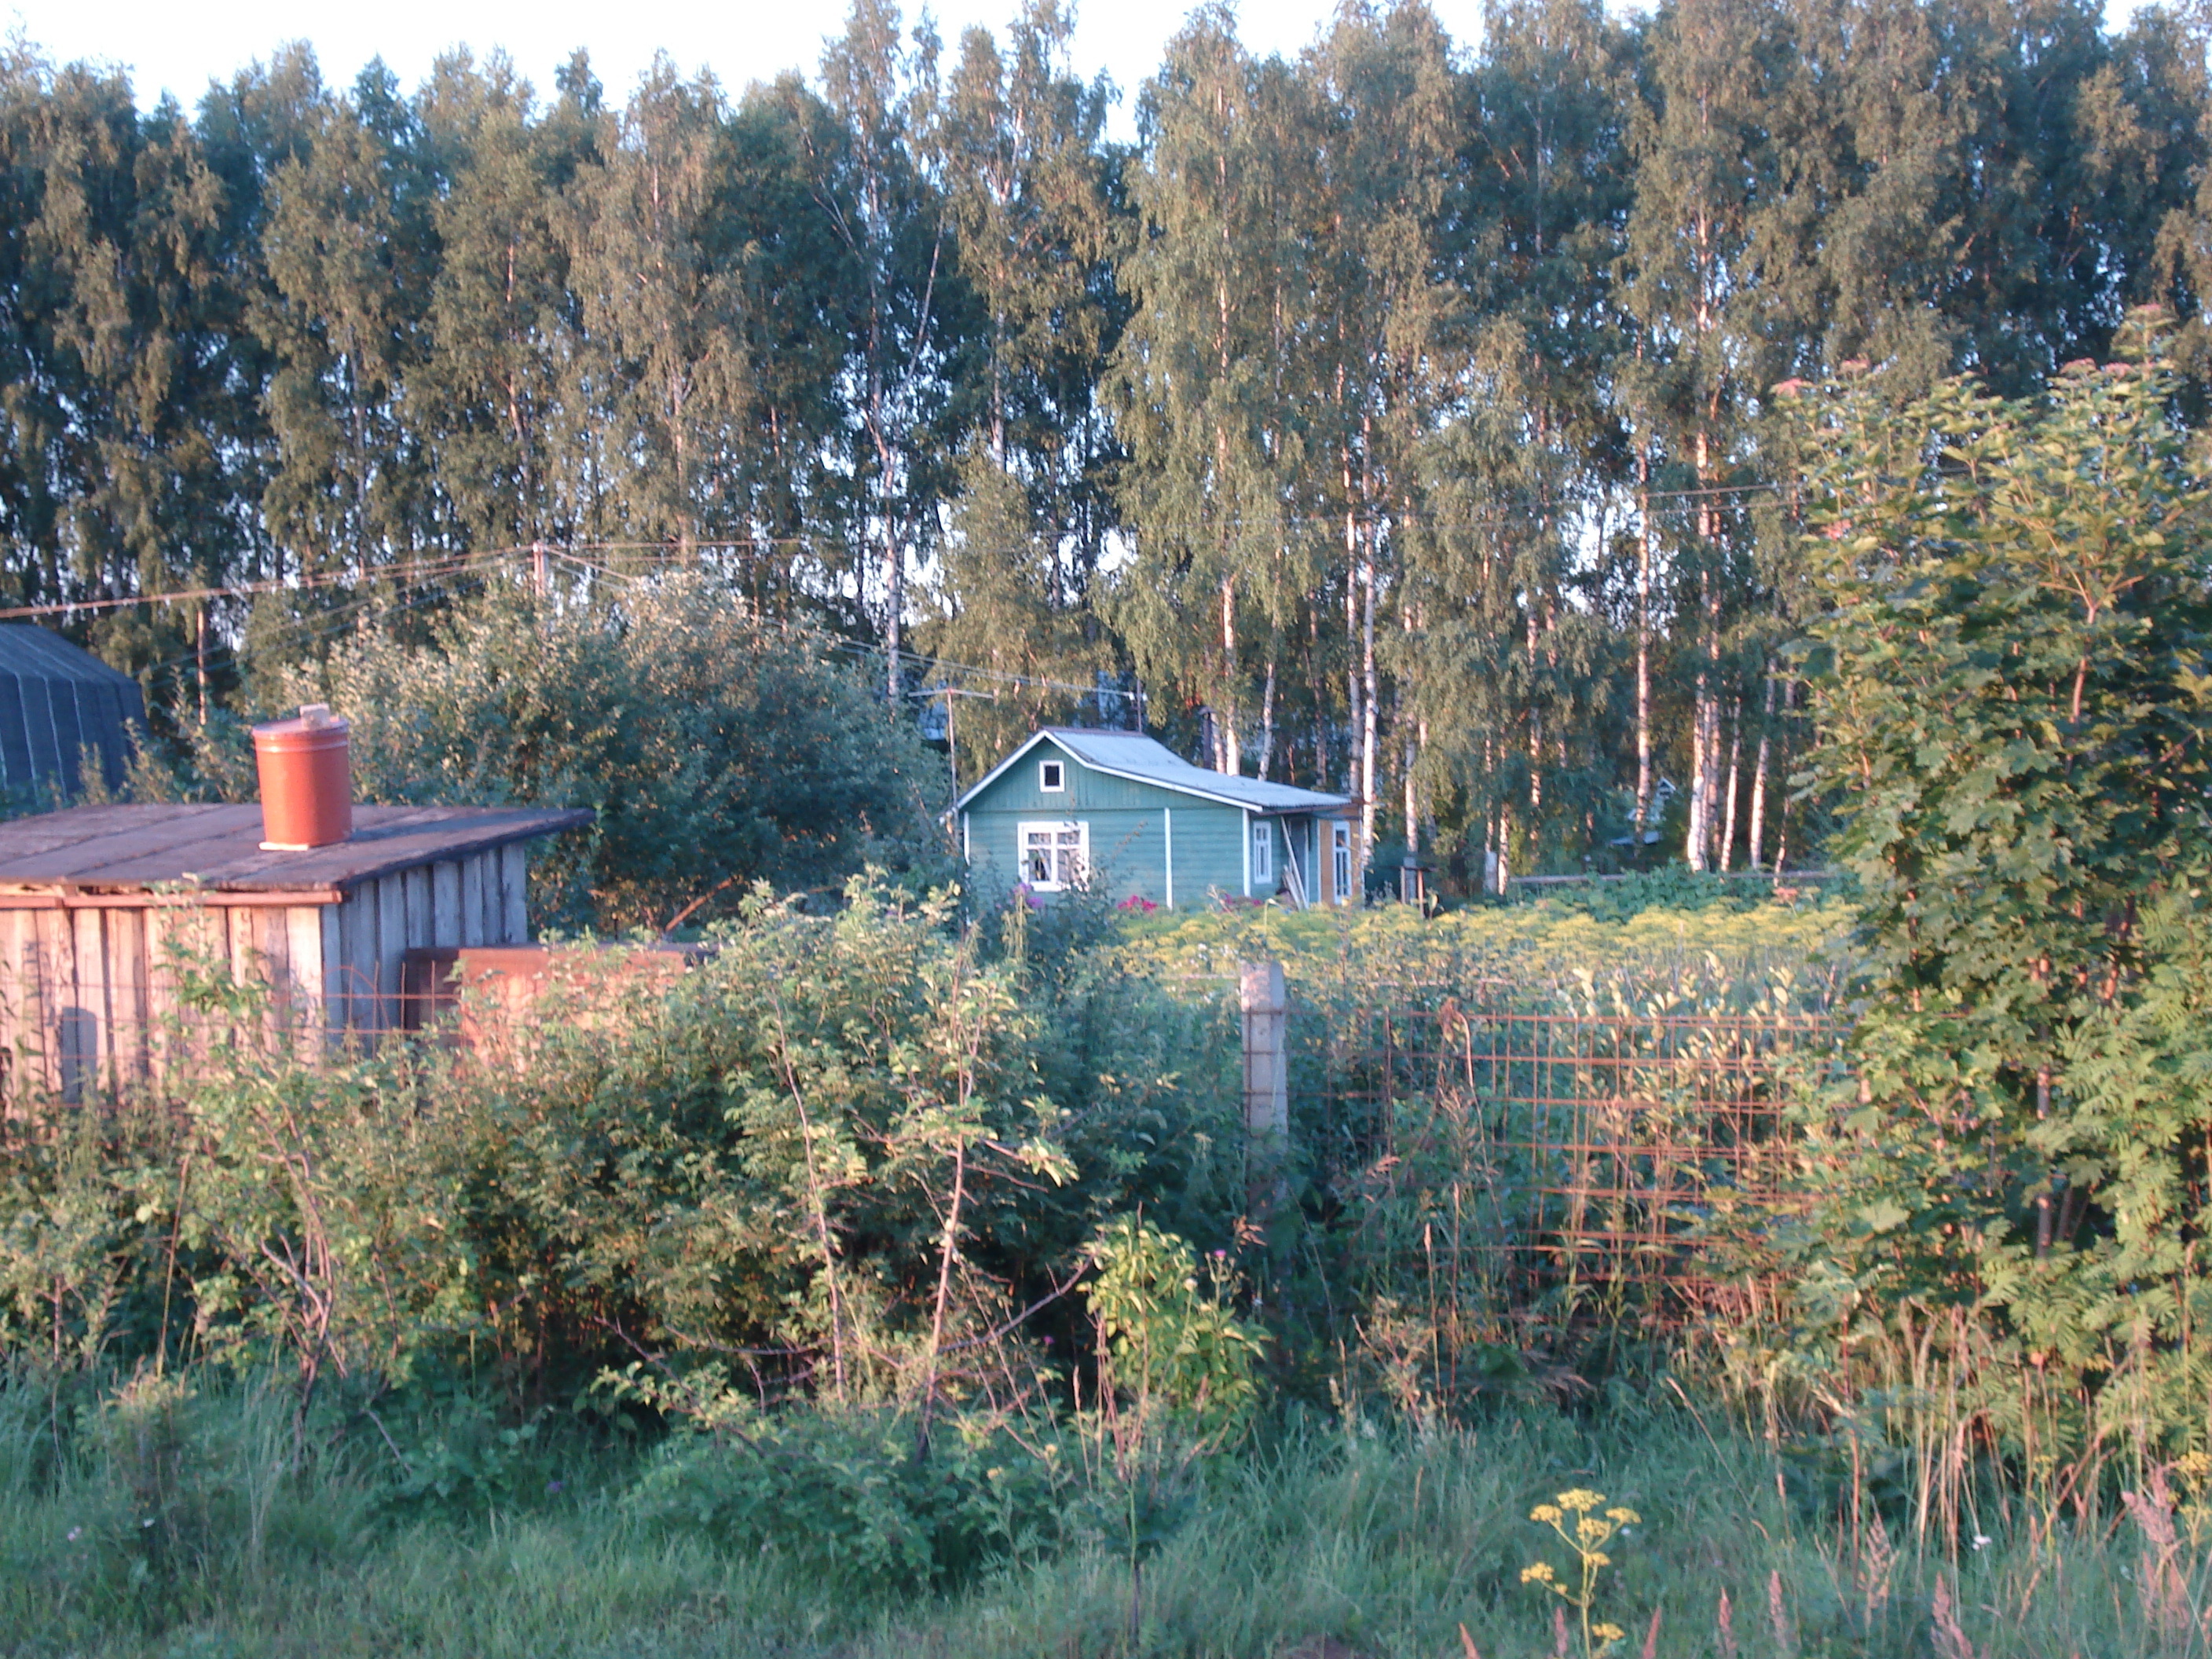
[0,1,1468,141]
[0,0,2158,146]
[11,0,2152,144]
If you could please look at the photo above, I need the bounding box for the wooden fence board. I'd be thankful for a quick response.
[65,906,102,1100]
[0,908,43,1104]
[107,906,148,1087]
[403,868,430,953]
[378,876,408,1027]
[285,905,324,1053]
[317,904,346,1050]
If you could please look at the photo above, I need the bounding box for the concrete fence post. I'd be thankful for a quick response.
[1240,961,1288,1141]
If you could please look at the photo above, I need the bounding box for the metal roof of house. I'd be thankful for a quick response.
[0,625,145,799]
[955,728,1354,815]
[0,803,592,903]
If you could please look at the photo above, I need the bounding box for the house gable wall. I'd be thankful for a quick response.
[960,735,1360,911]
[965,738,1193,815]
[962,741,1249,907]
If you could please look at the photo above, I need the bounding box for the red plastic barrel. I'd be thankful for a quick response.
[253,705,353,849]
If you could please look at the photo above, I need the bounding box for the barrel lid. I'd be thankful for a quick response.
[253,703,349,741]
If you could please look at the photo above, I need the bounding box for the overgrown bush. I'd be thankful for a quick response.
[5,857,2212,1651]
[628,1406,1090,1595]
[1113,883,1851,1013]
[0,874,1241,1413]
[144,573,953,930]
[1759,328,2212,1487]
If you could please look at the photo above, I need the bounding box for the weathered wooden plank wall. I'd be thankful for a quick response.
[0,844,531,1108]
[322,847,529,1037]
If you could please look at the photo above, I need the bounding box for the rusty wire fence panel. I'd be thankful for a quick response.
[1289,989,1839,1339]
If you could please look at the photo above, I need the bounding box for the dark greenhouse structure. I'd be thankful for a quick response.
[0,626,145,803]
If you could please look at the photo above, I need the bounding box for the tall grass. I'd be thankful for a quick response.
[1,1371,2200,1657]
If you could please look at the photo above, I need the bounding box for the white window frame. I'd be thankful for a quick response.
[1251,819,1273,885]
[1038,758,1066,793]
[1331,821,1353,904]
[1018,819,1088,892]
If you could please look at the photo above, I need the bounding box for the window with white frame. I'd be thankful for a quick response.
[1020,820,1087,890]
[1251,820,1273,884]
[1039,758,1065,792]
[1331,821,1353,903]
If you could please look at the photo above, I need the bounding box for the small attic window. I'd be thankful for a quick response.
[1040,759,1066,793]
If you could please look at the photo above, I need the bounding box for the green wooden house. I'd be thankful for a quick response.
[955,728,1357,910]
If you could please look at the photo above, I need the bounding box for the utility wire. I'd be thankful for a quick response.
[0,544,535,624]
[119,550,520,708]
[0,478,1787,623]
[20,507,1738,709]
[555,548,1114,700]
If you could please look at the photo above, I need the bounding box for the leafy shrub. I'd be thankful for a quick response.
[368,1388,566,1518]
[1086,1217,1265,1449]
[1511,866,1837,924]
[627,1407,1089,1594]
[1765,330,2212,1481]
[0,873,1242,1413]
[1115,886,1851,1016]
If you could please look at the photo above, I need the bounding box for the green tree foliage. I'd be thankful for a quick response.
[412,51,595,553]
[1109,5,1313,776]
[923,453,1111,785]
[1306,1,1459,862]
[916,0,1125,779]
[169,576,953,930]
[258,60,438,581]
[0,0,2203,889]
[1409,0,1633,882]
[1782,329,2212,1446]
[1085,1214,1264,1446]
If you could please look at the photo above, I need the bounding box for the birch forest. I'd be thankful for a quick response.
[5,0,2210,883]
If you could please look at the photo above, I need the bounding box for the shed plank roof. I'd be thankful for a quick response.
[0,803,592,895]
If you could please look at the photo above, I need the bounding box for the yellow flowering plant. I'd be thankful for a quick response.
[1520,1488,1640,1657]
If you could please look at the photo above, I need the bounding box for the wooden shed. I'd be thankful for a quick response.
[0,801,590,1102]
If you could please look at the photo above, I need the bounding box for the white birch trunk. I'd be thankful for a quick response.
[1359,534,1379,881]
[1749,665,1777,871]
[1718,697,1741,873]
[1632,449,1653,844]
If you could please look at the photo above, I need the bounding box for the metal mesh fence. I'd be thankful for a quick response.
[1291,987,1838,1336]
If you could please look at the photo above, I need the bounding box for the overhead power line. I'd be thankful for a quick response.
[555,548,1118,702]
[0,478,1789,624]
[0,545,517,624]
[9,507,1752,710]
